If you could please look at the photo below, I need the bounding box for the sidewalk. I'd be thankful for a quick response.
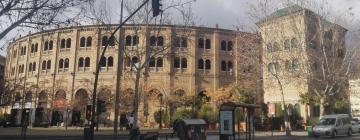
[0,126,307,137]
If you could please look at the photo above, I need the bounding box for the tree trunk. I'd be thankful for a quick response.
[277,78,291,136]
[320,98,325,117]
[133,69,142,128]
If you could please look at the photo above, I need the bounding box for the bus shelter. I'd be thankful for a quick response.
[219,102,260,140]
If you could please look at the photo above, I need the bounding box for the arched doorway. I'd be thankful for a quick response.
[195,90,210,109]
[97,89,112,127]
[120,89,135,114]
[22,91,32,125]
[72,89,89,126]
[168,89,185,121]
[51,90,66,126]
[144,89,162,125]
[35,91,49,126]
[9,92,22,126]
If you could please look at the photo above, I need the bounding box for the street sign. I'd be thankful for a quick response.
[268,103,275,116]
[219,111,234,135]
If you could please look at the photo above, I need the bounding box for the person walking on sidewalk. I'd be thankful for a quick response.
[129,114,134,129]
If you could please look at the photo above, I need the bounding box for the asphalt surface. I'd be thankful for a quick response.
[1,127,360,140]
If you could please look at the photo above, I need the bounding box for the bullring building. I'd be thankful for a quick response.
[4,24,262,127]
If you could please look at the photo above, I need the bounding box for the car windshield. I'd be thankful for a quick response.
[318,118,336,126]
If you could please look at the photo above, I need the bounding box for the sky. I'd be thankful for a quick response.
[1,0,360,56]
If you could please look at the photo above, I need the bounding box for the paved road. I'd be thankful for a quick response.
[1,127,360,140]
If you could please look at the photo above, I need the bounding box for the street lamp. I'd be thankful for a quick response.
[159,94,163,129]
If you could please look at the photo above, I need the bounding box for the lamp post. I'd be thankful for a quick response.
[159,94,163,129]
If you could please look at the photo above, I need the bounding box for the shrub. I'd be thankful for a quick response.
[197,104,218,124]
[171,108,193,122]
[154,110,169,125]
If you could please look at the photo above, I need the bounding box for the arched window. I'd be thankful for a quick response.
[221,40,227,51]
[205,39,211,49]
[31,44,34,53]
[66,38,71,48]
[35,43,38,52]
[85,57,90,67]
[47,60,51,69]
[33,62,36,71]
[133,35,139,46]
[174,57,180,68]
[221,61,227,71]
[267,63,274,73]
[156,57,163,67]
[80,37,86,47]
[292,59,299,71]
[125,35,132,46]
[60,39,66,49]
[59,59,64,69]
[149,57,156,67]
[205,59,211,70]
[150,36,157,46]
[198,59,204,69]
[157,36,164,46]
[228,61,233,71]
[29,63,33,72]
[181,58,187,68]
[78,57,84,68]
[86,37,92,47]
[291,38,298,48]
[284,39,290,50]
[49,41,53,50]
[109,36,115,46]
[227,41,233,51]
[198,38,204,48]
[182,37,188,48]
[100,56,106,67]
[44,41,49,51]
[107,56,113,67]
[64,58,69,68]
[42,61,46,70]
[174,37,180,47]
[102,36,108,46]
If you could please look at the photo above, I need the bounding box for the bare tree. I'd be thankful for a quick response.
[120,0,194,128]
[245,0,358,135]
[0,0,93,48]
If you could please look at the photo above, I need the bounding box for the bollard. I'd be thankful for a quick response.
[84,125,92,140]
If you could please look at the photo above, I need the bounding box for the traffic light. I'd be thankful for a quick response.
[152,0,162,17]
[86,105,92,120]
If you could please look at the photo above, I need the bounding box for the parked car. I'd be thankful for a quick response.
[313,114,352,138]
[351,120,360,133]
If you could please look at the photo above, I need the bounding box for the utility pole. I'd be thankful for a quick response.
[113,0,124,139]
[88,0,162,139]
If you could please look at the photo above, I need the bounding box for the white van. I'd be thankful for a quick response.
[313,114,352,138]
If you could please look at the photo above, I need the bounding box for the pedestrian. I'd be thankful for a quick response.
[129,114,134,129]
[120,113,128,131]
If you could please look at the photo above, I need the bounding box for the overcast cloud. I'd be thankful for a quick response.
[1,0,360,56]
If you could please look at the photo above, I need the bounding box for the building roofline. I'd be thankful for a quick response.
[256,5,347,31]
[9,24,253,46]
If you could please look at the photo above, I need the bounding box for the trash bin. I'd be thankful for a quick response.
[173,119,207,140]
[307,125,313,137]
[84,125,92,140]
